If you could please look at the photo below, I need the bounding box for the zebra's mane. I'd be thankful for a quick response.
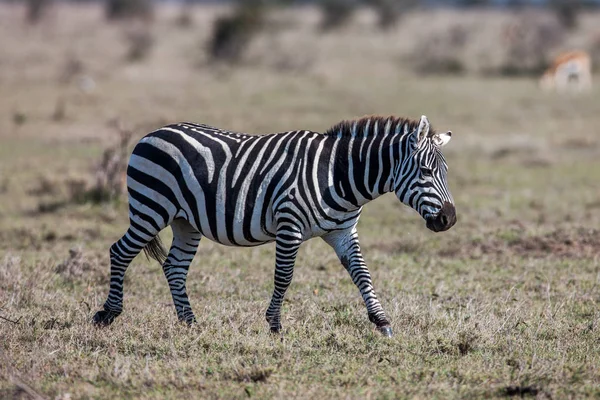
[323,115,435,138]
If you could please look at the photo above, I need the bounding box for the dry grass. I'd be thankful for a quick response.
[1,3,600,399]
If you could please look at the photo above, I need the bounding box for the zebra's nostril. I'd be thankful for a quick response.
[441,214,449,226]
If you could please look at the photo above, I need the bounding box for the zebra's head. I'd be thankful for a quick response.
[394,115,456,233]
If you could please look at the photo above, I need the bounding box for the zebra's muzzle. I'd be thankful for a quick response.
[426,201,456,232]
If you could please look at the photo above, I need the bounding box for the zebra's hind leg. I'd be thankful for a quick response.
[162,218,201,324]
[265,225,303,334]
[93,220,167,326]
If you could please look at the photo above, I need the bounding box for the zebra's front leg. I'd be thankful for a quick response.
[322,227,393,337]
[265,228,302,334]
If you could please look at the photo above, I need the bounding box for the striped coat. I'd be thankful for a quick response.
[94,114,456,337]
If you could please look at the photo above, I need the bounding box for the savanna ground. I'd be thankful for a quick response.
[1,3,600,399]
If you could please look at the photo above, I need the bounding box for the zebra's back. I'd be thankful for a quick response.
[126,122,327,246]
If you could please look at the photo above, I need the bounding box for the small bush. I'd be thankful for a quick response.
[52,97,66,122]
[208,3,266,63]
[366,0,418,30]
[89,122,132,203]
[412,25,469,75]
[56,247,92,280]
[551,0,580,30]
[175,5,194,28]
[499,14,565,76]
[26,0,51,23]
[105,0,153,21]
[58,56,84,85]
[319,0,359,31]
[124,27,154,62]
[66,120,133,205]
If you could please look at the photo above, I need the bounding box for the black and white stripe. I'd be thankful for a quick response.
[93,114,456,336]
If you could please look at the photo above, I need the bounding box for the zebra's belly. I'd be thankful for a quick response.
[198,228,276,247]
[185,200,278,247]
[205,236,275,247]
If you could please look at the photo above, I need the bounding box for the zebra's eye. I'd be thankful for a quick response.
[421,167,433,177]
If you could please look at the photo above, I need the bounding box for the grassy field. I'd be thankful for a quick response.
[1,3,600,399]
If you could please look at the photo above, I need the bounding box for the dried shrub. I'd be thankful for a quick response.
[52,97,66,122]
[455,331,478,356]
[412,25,469,75]
[366,0,417,30]
[28,175,61,197]
[551,0,580,30]
[57,56,96,94]
[430,330,479,356]
[208,3,266,64]
[409,10,569,77]
[87,123,132,203]
[124,27,154,62]
[26,0,52,23]
[56,247,92,280]
[175,3,194,28]
[59,56,85,84]
[105,0,153,21]
[13,111,27,126]
[229,366,274,383]
[503,386,540,397]
[67,121,132,205]
[0,228,40,251]
[319,0,359,31]
[30,122,133,213]
[499,14,565,76]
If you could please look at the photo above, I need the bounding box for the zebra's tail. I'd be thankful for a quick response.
[143,234,168,265]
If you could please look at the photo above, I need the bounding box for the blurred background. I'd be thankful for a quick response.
[1,0,599,209]
[1,1,600,397]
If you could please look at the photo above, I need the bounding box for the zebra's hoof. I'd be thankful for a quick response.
[93,310,117,326]
[179,315,197,326]
[377,325,393,337]
[269,325,282,335]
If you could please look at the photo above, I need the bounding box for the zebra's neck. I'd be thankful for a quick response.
[325,116,414,210]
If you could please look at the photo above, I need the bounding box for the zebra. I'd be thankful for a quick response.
[93,114,456,337]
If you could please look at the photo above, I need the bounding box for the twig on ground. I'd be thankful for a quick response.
[0,314,22,324]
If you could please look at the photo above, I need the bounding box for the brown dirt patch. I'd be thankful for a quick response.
[369,240,423,255]
[440,228,600,260]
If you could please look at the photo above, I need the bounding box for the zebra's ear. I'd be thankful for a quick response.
[433,131,452,147]
[416,115,430,146]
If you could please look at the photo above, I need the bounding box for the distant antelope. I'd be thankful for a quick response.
[539,50,592,92]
